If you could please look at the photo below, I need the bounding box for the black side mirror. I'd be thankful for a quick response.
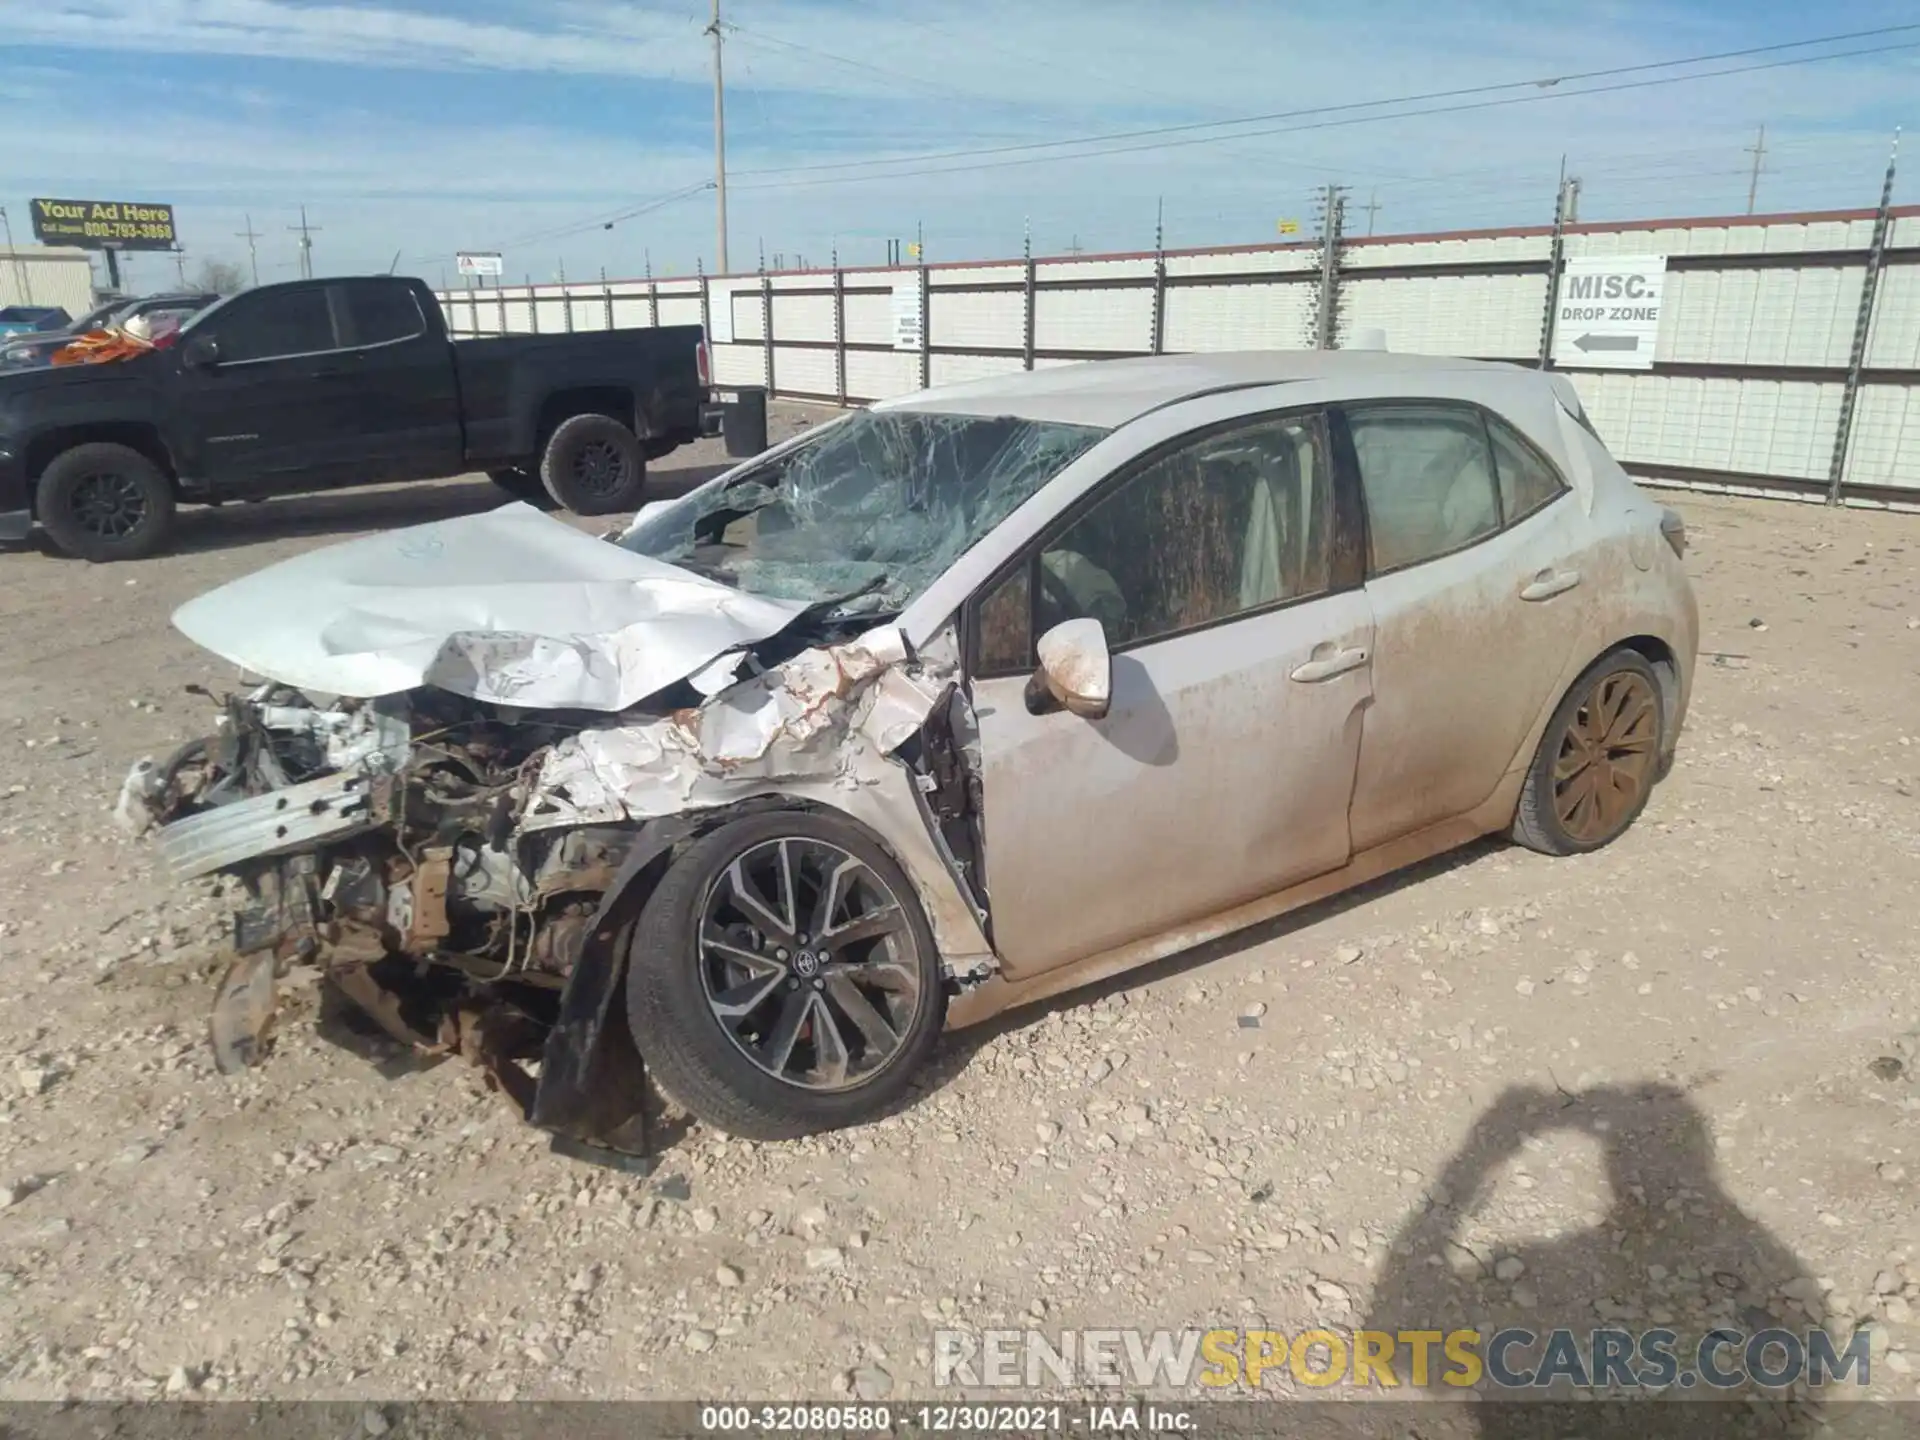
[181,334,220,370]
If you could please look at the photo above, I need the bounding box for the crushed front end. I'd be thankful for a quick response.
[118,683,664,1154]
[116,617,997,1164]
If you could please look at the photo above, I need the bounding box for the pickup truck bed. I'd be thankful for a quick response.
[0,274,716,562]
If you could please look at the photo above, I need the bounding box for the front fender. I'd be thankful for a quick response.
[527,797,819,1156]
[528,817,691,1156]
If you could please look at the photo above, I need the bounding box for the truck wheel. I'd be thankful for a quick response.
[539,414,647,515]
[37,443,178,562]
[487,467,558,510]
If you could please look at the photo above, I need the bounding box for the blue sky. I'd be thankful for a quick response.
[0,0,1914,291]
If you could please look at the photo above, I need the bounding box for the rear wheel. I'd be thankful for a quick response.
[538,413,647,515]
[36,443,177,562]
[626,810,946,1140]
[1512,648,1663,856]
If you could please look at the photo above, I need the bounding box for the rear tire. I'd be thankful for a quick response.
[487,466,557,509]
[626,810,947,1140]
[1512,648,1664,856]
[37,443,177,562]
[538,413,647,515]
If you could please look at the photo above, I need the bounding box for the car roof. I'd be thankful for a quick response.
[871,350,1556,429]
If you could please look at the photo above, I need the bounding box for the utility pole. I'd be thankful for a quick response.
[235,214,261,287]
[1362,189,1382,236]
[1066,235,1084,255]
[1745,123,1768,215]
[707,0,731,274]
[1559,174,1582,224]
[173,247,188,287]
[289,206,320,280]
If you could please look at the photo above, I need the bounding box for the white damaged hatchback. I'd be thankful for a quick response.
[121,352,1698,1159]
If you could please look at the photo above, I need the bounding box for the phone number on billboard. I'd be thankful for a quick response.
[54,221,176,242]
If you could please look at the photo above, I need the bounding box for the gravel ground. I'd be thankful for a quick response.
[0,407,1916,1413]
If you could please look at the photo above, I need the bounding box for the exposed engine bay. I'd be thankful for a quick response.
[117,619,993,1162]
[121,688,626,1115]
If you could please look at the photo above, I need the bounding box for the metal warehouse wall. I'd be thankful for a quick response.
[1,246,96,318]
[437,199,1920,508]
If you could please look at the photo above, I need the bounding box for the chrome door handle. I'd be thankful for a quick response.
[1290,646,1369,683]
[1519,569,1581,601]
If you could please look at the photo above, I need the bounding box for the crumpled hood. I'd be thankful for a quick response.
[170,503,810,712]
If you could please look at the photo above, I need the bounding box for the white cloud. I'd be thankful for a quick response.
[0,0,699,81]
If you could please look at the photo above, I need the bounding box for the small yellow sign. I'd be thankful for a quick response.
[906,243,922,258]
[1277,220,1301,235]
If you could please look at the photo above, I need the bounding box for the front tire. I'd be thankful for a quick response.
[626,810,947,1140]
[538,413,647,515]
[37,443,177,562]
[1511,648,1664,856]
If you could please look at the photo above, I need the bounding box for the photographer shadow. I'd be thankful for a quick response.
[1359,1082,1879,1439]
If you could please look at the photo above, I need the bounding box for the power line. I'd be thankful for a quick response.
[405,23,1915,271]
[727,25,1020,112]
[733,9,1378,183]
[727,37,1920,195]
[727,22,1920,182]
[472,181,716,256]
[1371,130,1891,194]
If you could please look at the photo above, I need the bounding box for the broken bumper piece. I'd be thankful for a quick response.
[152,769,383,881]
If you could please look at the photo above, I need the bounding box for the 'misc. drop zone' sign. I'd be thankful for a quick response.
[1551,255,1667,371]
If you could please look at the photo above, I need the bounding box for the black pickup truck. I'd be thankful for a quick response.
[0,275,714,561]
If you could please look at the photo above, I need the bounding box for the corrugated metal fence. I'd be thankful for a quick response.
[437,202,1920,508]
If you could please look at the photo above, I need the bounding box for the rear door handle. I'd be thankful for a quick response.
[1519,568,1581,601]
[1290,645,1369,683]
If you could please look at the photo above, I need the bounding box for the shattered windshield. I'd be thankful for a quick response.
[619,409,1107,615]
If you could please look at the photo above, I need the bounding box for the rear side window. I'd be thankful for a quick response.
[1348,405,1500,573]
[213,288,336,363]
[1486,414,1568,524]
[346,285,425,346]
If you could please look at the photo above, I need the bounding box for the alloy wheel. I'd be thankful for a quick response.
[1553,669,1658,844]
[697,837,922,1092]
[572,439,627,496]
[69,472,149,538]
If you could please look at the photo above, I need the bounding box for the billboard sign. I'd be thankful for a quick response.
[456,251,504,277]
[30,198,178,251]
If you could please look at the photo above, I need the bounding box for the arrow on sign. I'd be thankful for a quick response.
[1573,333,1640,353]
